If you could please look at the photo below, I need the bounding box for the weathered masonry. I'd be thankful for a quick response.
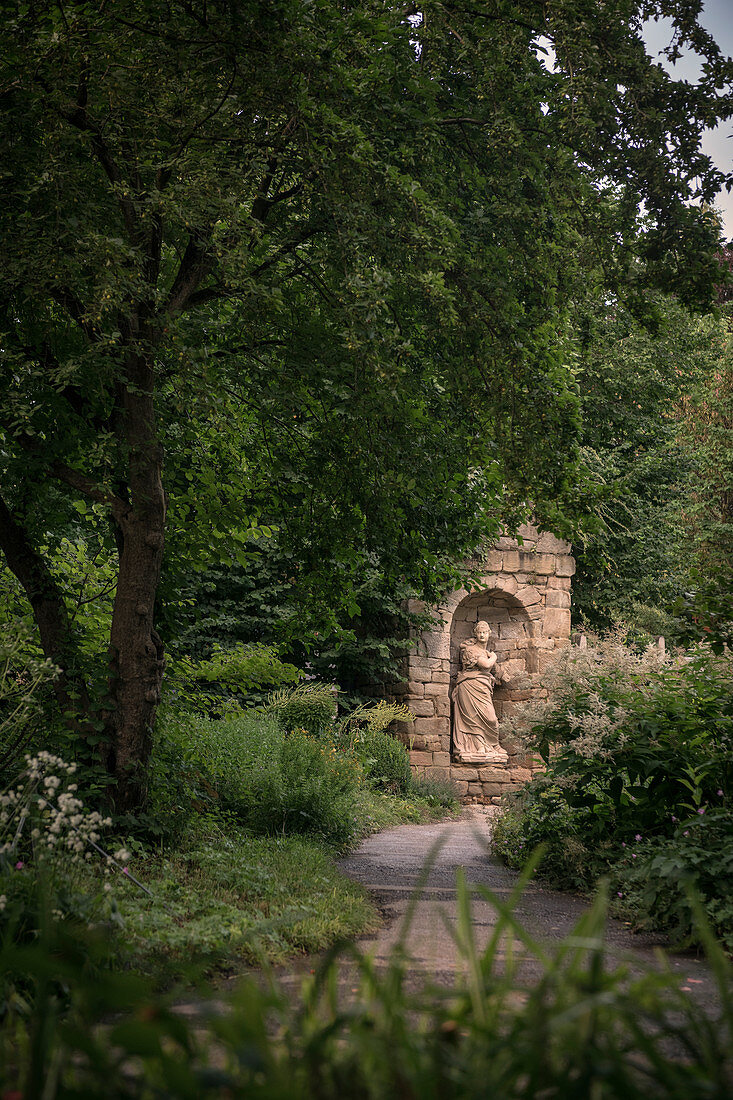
[390,526,574,803]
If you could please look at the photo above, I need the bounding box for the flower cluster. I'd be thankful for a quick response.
[499,629,680,756]
[0,751,114,867]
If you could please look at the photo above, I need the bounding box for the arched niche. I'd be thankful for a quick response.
[449,587,536,744]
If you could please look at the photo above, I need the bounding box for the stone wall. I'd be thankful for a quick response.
[389,525,574,803]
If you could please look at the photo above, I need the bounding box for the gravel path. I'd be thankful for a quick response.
[336,808,722,1007]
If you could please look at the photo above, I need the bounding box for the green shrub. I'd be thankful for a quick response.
[266,681,337,736]
[163,711,363,848]
[407,771,461,811]
[613,808,733,951]
[493,636,733,946]
[351,727,411,792]
[0,624,60,773]
[127,732,216,847]
[166,642,301,715]
[336,699,414,792]
[244,729,364,848]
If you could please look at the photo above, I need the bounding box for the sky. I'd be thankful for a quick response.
[642,0,733,239]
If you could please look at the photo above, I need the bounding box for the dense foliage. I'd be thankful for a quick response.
[493,637,733,950]
[1,0,731,806]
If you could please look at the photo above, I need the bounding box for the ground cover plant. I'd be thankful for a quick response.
[492,636,733,950]
[0,677,458,994]
[3,870,732,1098]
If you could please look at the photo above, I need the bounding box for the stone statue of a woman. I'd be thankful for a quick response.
[451,620,508,764]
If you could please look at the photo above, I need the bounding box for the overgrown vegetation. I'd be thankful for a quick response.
[0,677,458,993]
[493,636,733,950]
[3,869,732,1098]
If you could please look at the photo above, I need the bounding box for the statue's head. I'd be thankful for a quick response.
[473,620,490,644]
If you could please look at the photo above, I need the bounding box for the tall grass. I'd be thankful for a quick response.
[4,865,731,1098]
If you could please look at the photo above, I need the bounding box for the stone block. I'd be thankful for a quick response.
[432,671,451,683]
[408,736,429,751]
[536,532,570,554]
[499,621,526,639]
[433,751,451,767]
[507,767,533,783]
[501,658,527,679]
[452,780,469,796]
[484,782,513,797]
[450,765,479,782]
[537,651,558,672]
[543,607,571,638]
[502,551,520,571]
[409,656,442,672]
[488,607,510,623]
[547,575,571,589]
[424,682,448,697]
[467,782,483,796]
[478,767,508,781]
[391,682,408,696]
[516,585,542,607]
[434,698,451,718]
[517,523,539,543]
[484,550,504,571]
[409,751,434,767]
[556,554,576,577]
[411,699,435,718]
[427,765,451,781]
[413,716,449,736]
[406,682,425,696]
[406,599,427,614]
[546,589,571,608]
[524,552,556,575]
[391,720,414,740]
[418,631,451,660]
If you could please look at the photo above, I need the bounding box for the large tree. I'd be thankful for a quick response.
[1,0,730,808]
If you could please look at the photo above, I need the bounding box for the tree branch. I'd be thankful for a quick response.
[50,463,129,524]
[163,230,215,316]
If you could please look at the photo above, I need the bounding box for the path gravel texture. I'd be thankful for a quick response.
[336,808,722,1007]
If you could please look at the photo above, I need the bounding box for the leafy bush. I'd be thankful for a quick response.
[163,711,363,848]
[267,681,337,736]
[493,636,733,945]
[336,699,414,792]
[244,729,364,848]
[613,808,733,952]
[125,732,217,847]
[166,642,300,715]
[350,727,412,792]
[0,624,59,771]
[407,771,462,810]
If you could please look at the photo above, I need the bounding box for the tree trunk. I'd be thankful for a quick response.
[0,494,91,720]
[107,356,167,812]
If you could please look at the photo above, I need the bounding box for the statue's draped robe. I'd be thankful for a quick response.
[451,642,502,762]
